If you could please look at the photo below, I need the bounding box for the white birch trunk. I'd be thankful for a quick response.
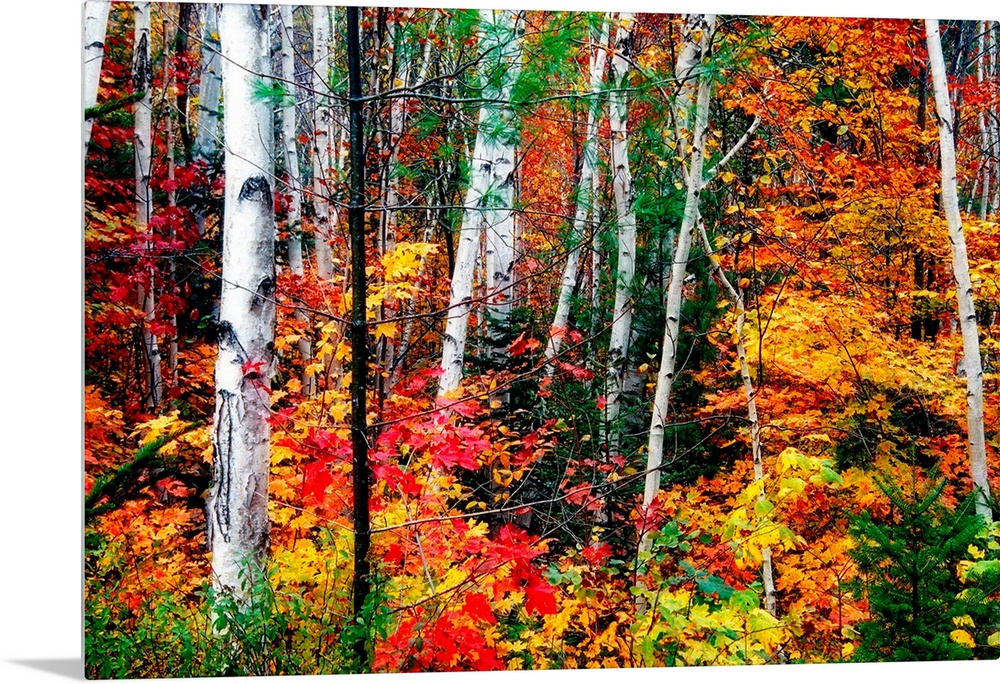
[482,12,524,371]
[278,5,315,396]
[279,5,304,273]
[165,13,179,384]
[194,3,222,163]
[642,15,717,540]
[590,144,603,346]
[543,17,609,371]
[208,3,277,605]
[83,1,111,155]
[437,9,523,399]
[312,5,335,282]
[133,2,162,411]
[977,22,992,221]
[605,14,637,457]
[696,216,777,616]
[927,19,993,521]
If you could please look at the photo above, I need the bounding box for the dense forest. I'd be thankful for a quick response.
[82,2,1000,677]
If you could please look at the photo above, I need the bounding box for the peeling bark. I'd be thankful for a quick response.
[208,3,276,605]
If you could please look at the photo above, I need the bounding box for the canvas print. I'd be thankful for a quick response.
[83,1,1000,677]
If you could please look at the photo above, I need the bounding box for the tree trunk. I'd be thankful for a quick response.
[207,3,276,607]
[696,216,778,617]
[346,8,371,669]
[83,1,111,155]
[437,9,523,400]
[543,17,609,371]
[133,1,162,411]
[278,4,315,396]
[642,15,717,543]
[604,13,637,458]
[926,19,993,522]
[193,3,222,164]
[312,5,335,282]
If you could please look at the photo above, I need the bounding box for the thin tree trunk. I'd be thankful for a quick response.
[641,15,717,546]
[696,216,777,617]
[977,21,992,220]
[604,13,637,458]
[927,19,993,521]
[193,3,222,163]
[312,5,335,282]
[543,17,609,372]
[208,3,276,607]
[278,4,315,396]
[345,6,371,670]
[133,1,162,411]
[165,10,179,384]
[84,1,111,155]
[437,9,523,400]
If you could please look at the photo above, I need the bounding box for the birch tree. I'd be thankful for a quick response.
[133,1,162,410]
[697,215,777,616]
[84,1,111,154]
[642,14,717,540]
[543,17,609,371]
[312,5,335,282]
[278,4,315,395]
[207,3,277,605]
[437,9,523,399]
[194,3,222,163]
[604,13,637,456]
[926,19,994,522]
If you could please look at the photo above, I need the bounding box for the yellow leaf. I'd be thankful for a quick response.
[375,322,397,340]
[953,614,975,628]
[329,402,348,423]
[950,629,975,648]
[721,171,735,183]
[987,632,1000,647]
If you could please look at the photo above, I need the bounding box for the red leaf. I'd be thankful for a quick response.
[463,592,497,624]
[524,577,558,616]
[581,542,612,566]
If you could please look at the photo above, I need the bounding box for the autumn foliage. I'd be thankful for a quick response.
[84,5,1000,678]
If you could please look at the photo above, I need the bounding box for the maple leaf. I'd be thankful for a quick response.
[524,576,558,616]
[581,542,612,566]
[463,592,497,624]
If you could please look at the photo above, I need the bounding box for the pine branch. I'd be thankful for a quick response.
[84,92,147,121]
[85,421,202,522]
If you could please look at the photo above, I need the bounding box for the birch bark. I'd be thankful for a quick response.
[927,19,993,521]
[278,5,315,396]
[642,14,717,541]
[194,3,222,163]
[697,216,778,617]
[312,5,335,282]
[133,1,162,410]
[604,13,637,457]
[84,1,111,155]
[543,17,609,371]
[437,9,523,399]
[208,3,277,605]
